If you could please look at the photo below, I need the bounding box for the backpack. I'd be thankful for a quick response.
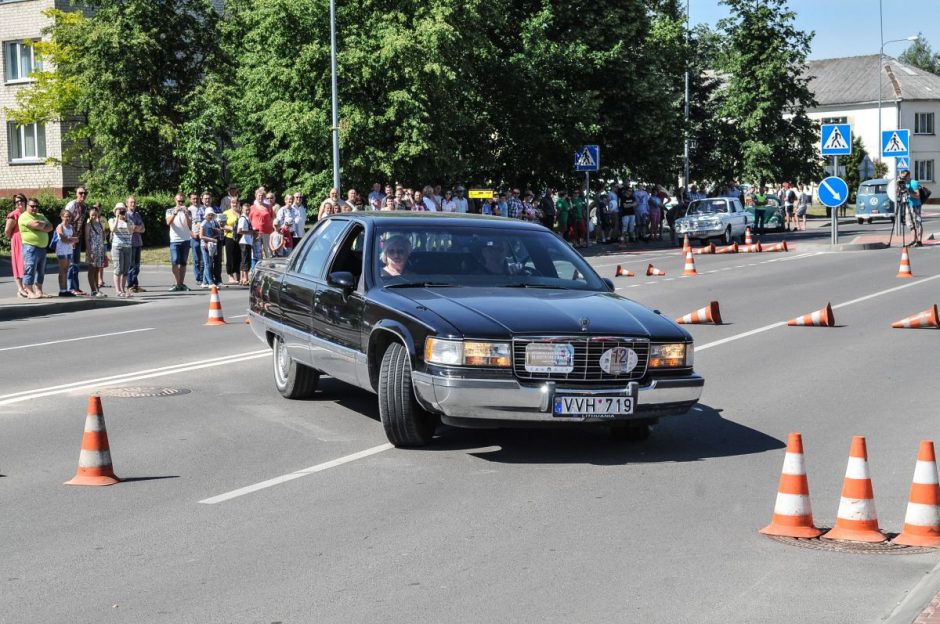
[920,186,932,202]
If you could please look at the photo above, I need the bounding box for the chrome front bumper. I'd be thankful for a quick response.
[411,371,704,424]
[676,223,723,238]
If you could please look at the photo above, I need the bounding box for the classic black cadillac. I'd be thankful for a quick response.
[248,212,703,447]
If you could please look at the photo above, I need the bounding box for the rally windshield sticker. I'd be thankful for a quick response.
[599,347,638,375]
[525,343,575,373]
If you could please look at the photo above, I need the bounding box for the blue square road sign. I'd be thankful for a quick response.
[575,145,600,172]
[820,124,851,156]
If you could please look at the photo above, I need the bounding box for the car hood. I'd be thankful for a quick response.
[391,287,689,340]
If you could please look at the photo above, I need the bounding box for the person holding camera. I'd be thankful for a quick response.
[109,202,137,298]
[165,193,192,291]
[908,180,929,247]
[125,196,146,293]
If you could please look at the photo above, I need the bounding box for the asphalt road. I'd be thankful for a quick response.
[2,224,939,624]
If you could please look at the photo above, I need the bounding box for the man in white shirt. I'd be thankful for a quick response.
[453,186,469,213]
[367,183,385,210]
[275,196,306,239]
[165,193,192,291]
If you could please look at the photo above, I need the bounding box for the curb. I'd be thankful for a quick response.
[0,297,139,321]
[883,559,940,624]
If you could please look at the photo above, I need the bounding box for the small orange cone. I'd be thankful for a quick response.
[615,265,635,277]
[682,234,691,254]
[763,241,789,252]
[714,242,738,254]
[891,305,940,329]
[65,396,119,486]
[745,226,753,245]
[682,250,698,276]
[205,286,227,325]
[646,263,666,277]
[892,440,940,547]
[822,436,886,543]
[739,243,762,253]
[787,303,834,327]
[760,433,822,538]
[676,301,722,325]
[693,243,715,255]
[897,246,913,278]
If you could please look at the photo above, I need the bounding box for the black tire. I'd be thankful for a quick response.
[722,226,733,245]
[867,218,873,225]
[857,218,864,225]
[610,420,653,442]
[378,342,436,447]
[272,335,320,399]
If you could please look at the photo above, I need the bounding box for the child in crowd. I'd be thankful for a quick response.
[55,209,80,297]
[236,202,253,284]
[200,209,221,288]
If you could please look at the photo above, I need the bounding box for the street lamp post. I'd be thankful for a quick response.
[329,0,341,193]
[683,0,690,201]
[877,36,917,169]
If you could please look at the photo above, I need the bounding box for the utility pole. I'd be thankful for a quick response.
[683,0,691,200]
[329,0,341,193]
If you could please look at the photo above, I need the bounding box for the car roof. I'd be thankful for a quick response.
[329,211,548,231]
[859,178,890,186]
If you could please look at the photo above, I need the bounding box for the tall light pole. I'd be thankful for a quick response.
[329,0,341,193]
[877,34,918,167]
[683,0,690,200]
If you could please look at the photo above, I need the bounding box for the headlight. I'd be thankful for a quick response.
[425,338,512,367]
[649,343,693,368]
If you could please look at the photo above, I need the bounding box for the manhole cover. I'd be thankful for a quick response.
[94,386,191,399]
[765,530,938,555]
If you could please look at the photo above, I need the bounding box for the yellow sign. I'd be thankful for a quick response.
[468,189,493,200]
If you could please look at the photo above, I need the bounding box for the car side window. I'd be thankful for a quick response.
[326,225,365,289]
[294,219,349,279]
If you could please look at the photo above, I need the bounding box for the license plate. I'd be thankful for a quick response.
[553,396,634,418]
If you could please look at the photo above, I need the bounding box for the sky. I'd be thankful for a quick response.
[689,0,940,61]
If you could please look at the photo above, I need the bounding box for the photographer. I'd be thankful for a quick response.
[908,179,929,247]
[108,203,137,298]
[165,193,192,291]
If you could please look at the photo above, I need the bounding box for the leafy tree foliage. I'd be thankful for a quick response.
[898,34,939,74]
[717,0,819,185]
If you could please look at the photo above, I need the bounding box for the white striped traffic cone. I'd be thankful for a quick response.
[822,436,886,543]
[745,226,753,245]
[760,432,821,538]
[897,246,913,278]
[205,286,227,326]
[682,250,697,276]
[738,243,762,253]
[65,396,120,486]
[675,301,722,325]
[646,264,666,277]
[787,303,834,327]
[892,440,940,547]
[891,305,939,329]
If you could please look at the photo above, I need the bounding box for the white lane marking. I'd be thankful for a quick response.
[696,273,940,352]
[0,328,154,352]
[0,350,269,406]
[199,443,395,504]
[229,314,248,319]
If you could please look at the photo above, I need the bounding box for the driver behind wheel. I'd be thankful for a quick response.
[379,234,411,278]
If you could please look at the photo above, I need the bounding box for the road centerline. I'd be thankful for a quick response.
[0,328,155,352]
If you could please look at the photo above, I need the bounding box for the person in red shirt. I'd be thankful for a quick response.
[249,186,275,257]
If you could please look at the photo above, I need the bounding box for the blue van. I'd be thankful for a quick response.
[855,179,895,224]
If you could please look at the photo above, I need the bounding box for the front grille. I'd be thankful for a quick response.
[512,336,649,384]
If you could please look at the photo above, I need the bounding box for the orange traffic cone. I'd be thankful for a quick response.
[787,303,834,327]
[760,433,822,538]
[693,243,716,255]
[675,301,722,325]
[682,234,691,254]
[682,250,698,276]
[763,241,789,252]
[205,286,227,325]
[646,264,666,277]
[891,305,940,329]
[615,265,635,277]
[715,242,738,254]
[65,396,119,486]
[745,226,753,245]
[897,246,913,278]
[739,243,762,253]
[822,436,886,543]
[892,440,940,547]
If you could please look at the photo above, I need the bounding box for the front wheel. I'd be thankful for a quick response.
[273,335,320,399]
[857,218,864,225]
[722,226,733,245]
[378,342,437,447]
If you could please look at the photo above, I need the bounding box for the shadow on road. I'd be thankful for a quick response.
[118,475,180,483]
[427,404,784,465]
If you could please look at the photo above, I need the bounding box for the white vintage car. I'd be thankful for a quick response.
[674,197,751,244]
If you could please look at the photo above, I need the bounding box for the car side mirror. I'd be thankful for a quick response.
[602,278,615,292]
[327,271,357,295]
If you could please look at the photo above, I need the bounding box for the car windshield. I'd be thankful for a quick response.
[372,224,606,291]
[861,184,887,194]
[687,199,728,215]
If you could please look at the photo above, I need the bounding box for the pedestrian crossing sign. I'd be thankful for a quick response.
[881,129,910,158]
[575,145,600,171]
[820,124,851,156]
[896,157,910,172]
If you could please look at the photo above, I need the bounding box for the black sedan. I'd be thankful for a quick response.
[248,212,703,447]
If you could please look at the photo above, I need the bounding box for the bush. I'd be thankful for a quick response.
[0,191,177,253]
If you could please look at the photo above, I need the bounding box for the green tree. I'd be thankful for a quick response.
[898,34,939,74]
[717,0,819,186]
[10,0,219,194]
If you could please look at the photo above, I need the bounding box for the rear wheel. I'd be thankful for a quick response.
[867,218,873,224]
[857,218,864,225]
[378,342,436,447]
[272,335,320,399]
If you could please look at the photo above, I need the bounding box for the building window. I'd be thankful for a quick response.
[914,160,934,183]
[4,40,42,82]
[914,113,935,135]
[7,122,46,162]
[820,117,848,125]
